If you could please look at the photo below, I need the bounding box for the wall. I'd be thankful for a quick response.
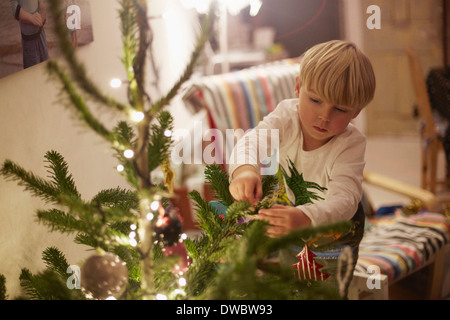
[359,0,443,136]
[0,0,197,298]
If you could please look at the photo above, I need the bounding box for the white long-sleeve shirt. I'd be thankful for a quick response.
[228,99,366,226]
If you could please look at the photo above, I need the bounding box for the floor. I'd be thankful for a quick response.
[363,134,450,211]
[363,134,450,300]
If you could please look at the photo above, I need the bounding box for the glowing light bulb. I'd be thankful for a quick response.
[146,212,154,221]
[164,129,172,137]
[130,224,137,230]
[116,164,124,172]
[129,231,136,239]
[179,277,187,287]
[130,111,145,123]
[110,78,122,88]
[129,238,137,247]
[124,149,134,158]
[156,293,167,300]
[150,200,160,211]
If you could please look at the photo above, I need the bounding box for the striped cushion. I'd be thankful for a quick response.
[355,211,450,282]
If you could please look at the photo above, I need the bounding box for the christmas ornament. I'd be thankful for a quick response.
[161,155,175,193]
[154,204,183,246]
[81,252,128,300]
[291,245,330,281]
[163,241,191,273]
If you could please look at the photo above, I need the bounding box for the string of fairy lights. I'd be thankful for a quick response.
[103,74,189,300]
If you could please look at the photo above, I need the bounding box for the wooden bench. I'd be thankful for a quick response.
[349,171,449,300]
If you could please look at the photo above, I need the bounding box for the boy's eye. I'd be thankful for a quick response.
[335,107,347,112]
[310,97,320,104]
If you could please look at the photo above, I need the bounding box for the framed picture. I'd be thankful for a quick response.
[445,0,450,67]
[0,0,93,79]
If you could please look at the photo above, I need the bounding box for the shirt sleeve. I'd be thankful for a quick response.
[299,130,366,226]
[228,100,292,179]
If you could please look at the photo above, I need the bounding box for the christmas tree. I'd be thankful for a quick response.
[0,0,351,300]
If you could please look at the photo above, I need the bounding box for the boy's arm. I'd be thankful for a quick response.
[300,130,366,226]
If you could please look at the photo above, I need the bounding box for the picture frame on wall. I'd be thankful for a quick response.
[445,0,450,67]
[0,0,93,80]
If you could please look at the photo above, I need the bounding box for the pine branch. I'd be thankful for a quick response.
[204,165,234,207]
[37,208,89,234]
[119,0,139,106]
[1,160,59,204]
[149,4,217,116]
[44,151,80,198]
[281,159,327,206]
[113,246,141,285]
[185,258,216,298]
[0,274,7,300]
[112,121,139,188]
[188,190,223,238]
[224,201,252,222]
[147,111,174,172]
[200,222,297,300]
[47,61,114,142]
[91,187,139,212]
[18,268,84,300]
[131,0,151,110]
[42,247,70,280]
[47,0,128,112]
[261,174,278,198]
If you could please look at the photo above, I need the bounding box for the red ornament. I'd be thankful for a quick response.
[163,241,191,273]
[291,245,330,281]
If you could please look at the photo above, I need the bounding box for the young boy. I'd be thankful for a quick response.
[228,40,376,297]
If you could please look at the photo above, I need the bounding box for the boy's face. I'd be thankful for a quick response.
[295,77,360,151]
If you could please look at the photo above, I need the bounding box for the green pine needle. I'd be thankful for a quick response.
[42,247,70,279]
[1,160,59,204]
[44,151,80,198]
[37,209,88,234]
[18,268,84,300]
[47,61,114,142]
[47,0,127,112]
[148,111,174,172]
[281,158,327,206]
[204,165,234,207]
[91,187,138,212]
[0,274,7,300]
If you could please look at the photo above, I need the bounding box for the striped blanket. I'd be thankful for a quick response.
[355,211,450,282]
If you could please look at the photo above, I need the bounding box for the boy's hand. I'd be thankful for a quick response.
[229,165,262,205]
[256,204,311,238]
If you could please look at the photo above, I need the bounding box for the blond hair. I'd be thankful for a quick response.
[298,40,376,110]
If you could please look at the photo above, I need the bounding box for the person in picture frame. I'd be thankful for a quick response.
[9,0,49,69]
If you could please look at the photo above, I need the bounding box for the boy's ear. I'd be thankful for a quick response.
[294,76,300,98]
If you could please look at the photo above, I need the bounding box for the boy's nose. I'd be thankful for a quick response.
[318,109,331,122]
